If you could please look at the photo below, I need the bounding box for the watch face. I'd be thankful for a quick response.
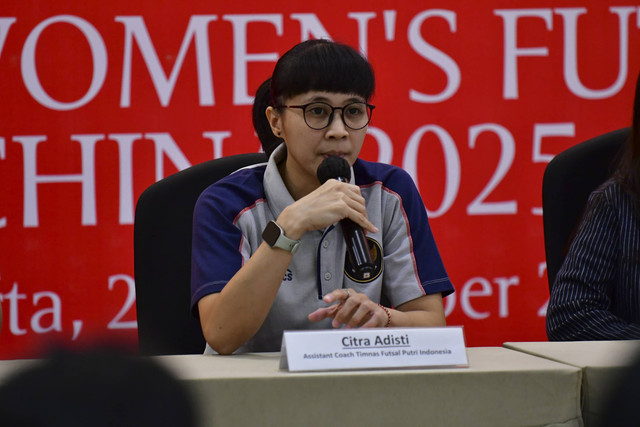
[262,221,281,246]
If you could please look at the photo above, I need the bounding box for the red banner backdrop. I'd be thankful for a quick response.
[1,0,639,358]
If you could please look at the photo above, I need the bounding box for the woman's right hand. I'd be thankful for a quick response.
[276,179,378,239]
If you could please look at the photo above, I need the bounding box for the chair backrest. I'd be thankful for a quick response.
[542,128,628,290]
[134,153,267,355]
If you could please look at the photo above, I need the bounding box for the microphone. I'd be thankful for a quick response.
[317,156,375,279]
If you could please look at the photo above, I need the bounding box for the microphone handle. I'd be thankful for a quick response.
[334,176,375,277]
[340,218,375,275]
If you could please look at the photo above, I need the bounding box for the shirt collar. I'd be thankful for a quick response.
[263,143,356,219]
[264,143,294,220]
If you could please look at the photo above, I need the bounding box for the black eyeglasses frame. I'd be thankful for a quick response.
[276,101,375,130]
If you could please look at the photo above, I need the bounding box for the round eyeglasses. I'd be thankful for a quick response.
[277,101,375,130]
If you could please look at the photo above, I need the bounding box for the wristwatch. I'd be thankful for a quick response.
[262,220,301,254]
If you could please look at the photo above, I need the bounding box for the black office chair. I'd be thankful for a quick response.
[542,127,628,291]
[134,153,267,355]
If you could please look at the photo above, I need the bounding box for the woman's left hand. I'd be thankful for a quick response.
[308,288,389,328]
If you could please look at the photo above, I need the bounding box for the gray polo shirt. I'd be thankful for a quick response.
[192,144,453,352]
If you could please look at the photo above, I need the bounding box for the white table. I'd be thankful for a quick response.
[156,347,582,427]
[0,347,584,426]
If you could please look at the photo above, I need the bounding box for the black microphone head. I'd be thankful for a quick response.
[317,156,351,184]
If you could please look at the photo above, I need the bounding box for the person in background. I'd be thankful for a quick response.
[0,348,198,426]
[191,39,454,355]
[546,72,640,340]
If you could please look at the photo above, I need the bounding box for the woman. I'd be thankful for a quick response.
[191,39,453,354]
[546,73,640,341]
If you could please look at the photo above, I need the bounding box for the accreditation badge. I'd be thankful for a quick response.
[344,237,383,283]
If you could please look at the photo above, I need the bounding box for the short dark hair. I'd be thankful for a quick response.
[252,77,284,157]
[253,39,375,157]
[270,39,375,106]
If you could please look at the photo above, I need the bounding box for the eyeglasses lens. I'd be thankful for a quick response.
[304,103,371,130]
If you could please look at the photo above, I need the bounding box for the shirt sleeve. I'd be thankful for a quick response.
[380,168,454,306]
[190,183,247,317]
[546,189,640,340]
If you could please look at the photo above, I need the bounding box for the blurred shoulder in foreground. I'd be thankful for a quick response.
[0,347,198,427]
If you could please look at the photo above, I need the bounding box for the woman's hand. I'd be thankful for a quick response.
[308,288,389,328]
[277,180,378,240]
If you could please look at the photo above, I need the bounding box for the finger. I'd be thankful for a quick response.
[342,185,366,207]
[346,304,375,328]
[323,289,350,304]
[343,212,378,234]
[308,305,338,322]
[361,315,380,328]
[332,299,358,328]
[358,214,379,234]
[299,181,378,233]
[361,307,386,328]
[339,194,378,234]
[334,203,378,235]
[324,182,366,214]
[339,188,368,215]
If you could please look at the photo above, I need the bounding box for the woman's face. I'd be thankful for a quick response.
[267,91,369,196]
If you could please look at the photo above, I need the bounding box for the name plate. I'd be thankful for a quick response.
[279,326,467,372]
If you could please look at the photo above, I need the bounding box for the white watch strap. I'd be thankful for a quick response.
[273,232,301,254]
